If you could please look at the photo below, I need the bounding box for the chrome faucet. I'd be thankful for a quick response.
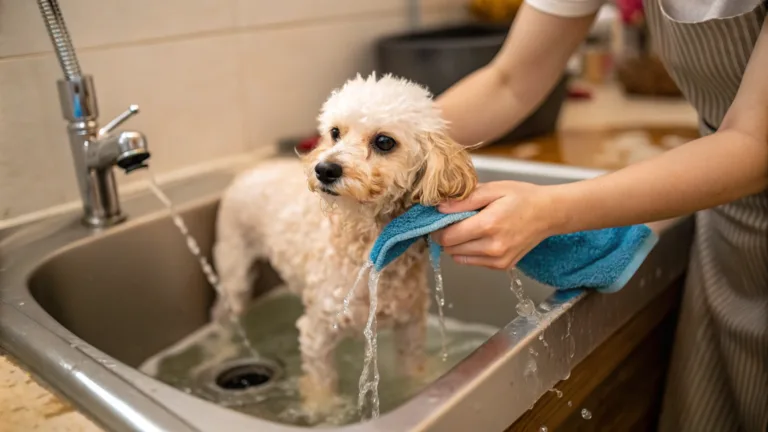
[38,0,150,228]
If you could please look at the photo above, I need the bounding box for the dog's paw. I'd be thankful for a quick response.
[299,374,341,415]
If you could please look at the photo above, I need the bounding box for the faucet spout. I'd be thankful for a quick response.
[88,131,150,173]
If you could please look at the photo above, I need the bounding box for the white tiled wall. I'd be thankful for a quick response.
[0,0,469,222]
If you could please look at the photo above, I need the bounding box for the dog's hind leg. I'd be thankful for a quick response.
[210,200,259,322]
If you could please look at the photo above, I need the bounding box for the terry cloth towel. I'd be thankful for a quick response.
[369,204,658,293]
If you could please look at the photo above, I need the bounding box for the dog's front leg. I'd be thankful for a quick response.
[394,315,428,378]
[296,314,342,415]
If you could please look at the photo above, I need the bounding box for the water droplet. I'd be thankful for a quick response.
[581,408,592,419]
[640,277,646,287]
[528,347,538,356]
[515,299,536,317]
[524,358,538,375]
[538,334,549,349]
[547,388,563,398]
[567,400,573,407]
[655,268,662,278]
[563,371,571,380]
[539,426,548,432]
[447,303,454,309]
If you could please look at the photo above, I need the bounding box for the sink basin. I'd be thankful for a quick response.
[0,155,694,431]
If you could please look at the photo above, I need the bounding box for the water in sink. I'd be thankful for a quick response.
[139,288,498,427]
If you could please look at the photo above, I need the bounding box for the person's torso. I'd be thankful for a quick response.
[660,0,762,22]
[644,0,767,131]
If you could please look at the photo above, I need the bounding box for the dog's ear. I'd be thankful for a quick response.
[411,131,477,206]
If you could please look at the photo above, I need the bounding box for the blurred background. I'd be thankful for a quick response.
[0,0,697,226]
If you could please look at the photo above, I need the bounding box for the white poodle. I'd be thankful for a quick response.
[211,73,477,413]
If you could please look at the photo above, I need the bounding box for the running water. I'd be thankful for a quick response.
[338,238,451,419]
[331,261,382,418]
[146,173,258,359]
[333,262,373,330]
[358,268,382,419]
[426,237,448,362]
[565,312,575,359]
[507,268,540,321]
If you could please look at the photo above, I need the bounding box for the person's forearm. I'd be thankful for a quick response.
[435,4,596,147]
[549,130,768,233]
[435,65,534,147]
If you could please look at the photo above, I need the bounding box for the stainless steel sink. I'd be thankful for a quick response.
[0,155,694,432]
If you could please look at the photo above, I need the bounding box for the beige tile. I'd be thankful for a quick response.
[0,0,236,58]
[0,35,244,220]
[420,6,472,26]
[78,36,246,186]
[422,0,470,7]
[239,14,414,149]
[0,55,75,219]
[234,0,407,27]
[238,7,472,150]
[233,0,468,28]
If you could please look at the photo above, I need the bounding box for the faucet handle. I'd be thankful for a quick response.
[98,105,140,138]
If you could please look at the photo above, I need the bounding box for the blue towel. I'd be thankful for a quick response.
[369,204,659,293]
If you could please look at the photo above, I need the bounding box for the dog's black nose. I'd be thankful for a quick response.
[315,162,343,184]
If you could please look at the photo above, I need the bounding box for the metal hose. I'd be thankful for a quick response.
[37,0,82,80]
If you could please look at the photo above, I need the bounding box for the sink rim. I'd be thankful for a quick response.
[0,155,693,432]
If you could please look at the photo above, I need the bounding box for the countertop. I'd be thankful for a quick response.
[0,81,699,431]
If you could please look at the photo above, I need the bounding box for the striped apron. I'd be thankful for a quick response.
[643,1,768,431]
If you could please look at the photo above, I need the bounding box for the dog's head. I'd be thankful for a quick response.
[302,73,477,215]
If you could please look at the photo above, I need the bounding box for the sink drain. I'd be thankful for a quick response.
[200,358,283,395]
[216,363,275,390]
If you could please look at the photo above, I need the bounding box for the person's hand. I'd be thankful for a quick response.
[431,181,562,270]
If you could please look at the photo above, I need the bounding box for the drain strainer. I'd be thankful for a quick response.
[200,358,283,394]
[216,363,275,390]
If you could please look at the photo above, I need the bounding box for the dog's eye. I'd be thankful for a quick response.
[330,127,340,142]
[372,134,396,152]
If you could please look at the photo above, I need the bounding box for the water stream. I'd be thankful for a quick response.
[337,238,452,420]
[357,268,382,419]
[147,174,258,360]
[427,237,449,362]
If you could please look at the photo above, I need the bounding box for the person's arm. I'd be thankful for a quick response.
[436,2,598,147]
[548,20,768,234]
[434,19,768,270]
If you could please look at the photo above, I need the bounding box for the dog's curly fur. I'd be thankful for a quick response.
[211,73,477,411]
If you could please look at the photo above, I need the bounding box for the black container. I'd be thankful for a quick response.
[376,24,569,143]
